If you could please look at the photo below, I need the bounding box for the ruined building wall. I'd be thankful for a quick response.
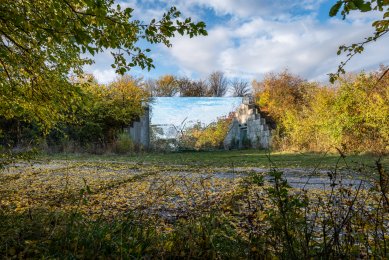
[128,97,270,151]
[224,97,271,149]
[128,107,150,149]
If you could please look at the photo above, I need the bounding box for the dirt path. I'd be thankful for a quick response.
[2,159,372,191]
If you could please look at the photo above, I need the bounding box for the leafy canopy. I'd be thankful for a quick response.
[0,0,207,128]
[65,75,148,145]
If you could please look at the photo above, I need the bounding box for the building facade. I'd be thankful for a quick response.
[129,97,272,150]
[223,96,271,149]
[128,107,150,149]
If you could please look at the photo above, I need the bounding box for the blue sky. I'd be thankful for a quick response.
[150,97,242,127]
[85,0,389,84]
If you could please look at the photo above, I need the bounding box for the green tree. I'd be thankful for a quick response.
[0,0,207,129]
[44,74,148,149]
[178,116,232,150]
[194,117,232,149]
[288,86,337,151]
[330,68,389,152]
[78,75,147,143]
[329,0,388,82]
[105,75,148,128]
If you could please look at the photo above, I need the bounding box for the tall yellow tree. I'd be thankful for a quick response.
[155,75,179,97]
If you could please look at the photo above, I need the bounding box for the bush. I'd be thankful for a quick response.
[253,67,389,154]
[177,116,232,151]
[114,132,134,154]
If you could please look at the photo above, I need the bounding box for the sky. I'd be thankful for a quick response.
[85,0,389,85]
[150,97,242,129]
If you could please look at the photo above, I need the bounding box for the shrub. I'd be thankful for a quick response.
[177,116,232,151]
[253,67,389,154]
[114,132,134,154]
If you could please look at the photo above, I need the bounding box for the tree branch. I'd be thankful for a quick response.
[0,57,14,86]
[0,29,30,53]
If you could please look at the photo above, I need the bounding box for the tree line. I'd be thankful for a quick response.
[1,66,387,154]
[144,71,251,97]
[0,70,250,153]
[254,66,388,154]
[149,66,388,154]
[0,0,207,157]
[0,74,148,153]
[1,0,387,156]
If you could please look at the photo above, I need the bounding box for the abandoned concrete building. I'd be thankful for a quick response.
[223,96,272,149]
[128,107,150,149]
[128,96,272,150]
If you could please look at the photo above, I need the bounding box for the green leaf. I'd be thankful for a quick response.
[0,0,207,133]
[354,0,372,12]
[329,1,343,17]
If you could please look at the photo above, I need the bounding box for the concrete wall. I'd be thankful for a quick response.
[128,98,270,150]
[224,101,271,149]
[223,119,240,149]
[129,107,150,149]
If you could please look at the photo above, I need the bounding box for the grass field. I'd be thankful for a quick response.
[44,149,387,169]
[1,150,388,258]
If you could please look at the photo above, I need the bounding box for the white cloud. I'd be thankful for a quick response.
[91,68,117,84]
[172,0,326,18]
[165,26,233,76]
[119,0,327,23]
[161,14,388,82]
[84,1,388,85]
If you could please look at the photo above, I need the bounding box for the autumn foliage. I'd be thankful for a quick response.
[179,115,233,150]
[253,68,389,153]
[0,75,148,153]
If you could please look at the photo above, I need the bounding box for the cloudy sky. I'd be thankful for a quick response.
[85,0,389,84]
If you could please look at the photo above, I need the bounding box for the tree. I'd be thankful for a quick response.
[0,0,207,128]
[179,116,233,150]
[252,70,309,122]
[190,79,210,97]
[143,78,157,97]
[178,77,208,97]
[154,75,179,97]
[231,78,251,97]
[329,0,388,82]
[194,116,232,149]
[330,67,389,152]
[106,75,148,130]
[55,74,147,146]
[252,67,388,152]
[207,71,228,97]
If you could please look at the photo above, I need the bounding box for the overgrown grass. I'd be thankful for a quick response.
[40,149,386,169]
[1,151,388,258]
